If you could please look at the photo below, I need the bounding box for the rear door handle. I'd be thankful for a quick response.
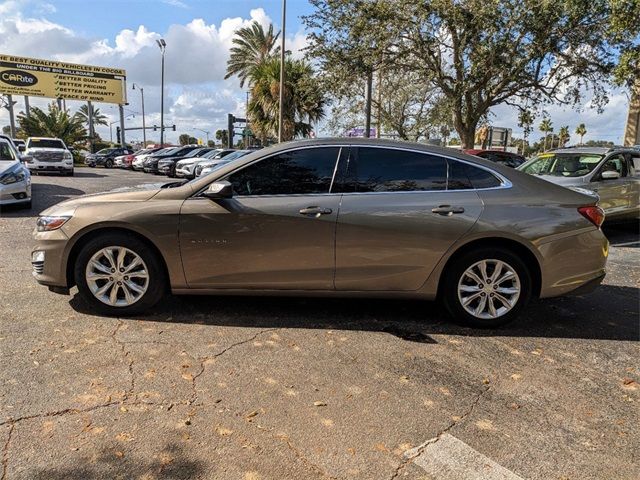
[431,205,465,216]
[299,206,333,216]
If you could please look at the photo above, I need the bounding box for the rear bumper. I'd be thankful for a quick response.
[538,228,609,298]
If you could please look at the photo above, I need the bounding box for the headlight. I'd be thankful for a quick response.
[36,216,71,232]
[0,166,26,185]
[63,151,73,160]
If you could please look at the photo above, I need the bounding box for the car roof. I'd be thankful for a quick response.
[550,146,638,155]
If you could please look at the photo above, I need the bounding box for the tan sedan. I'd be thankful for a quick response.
[32,139,609,327]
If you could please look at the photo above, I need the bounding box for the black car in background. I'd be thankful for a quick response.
[85,147,135,168]
[157,147,215,177]
[142,145,200,174]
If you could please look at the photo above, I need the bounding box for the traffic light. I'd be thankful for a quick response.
[227,114,234,149]
[116,126,121,144]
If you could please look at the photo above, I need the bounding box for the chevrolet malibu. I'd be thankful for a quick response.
[32,139,609,328]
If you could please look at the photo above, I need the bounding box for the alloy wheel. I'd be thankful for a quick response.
[457,259,521,319]
[85,246,149,307]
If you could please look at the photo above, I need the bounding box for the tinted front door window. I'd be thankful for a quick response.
[341,147,447,192]
[228,147,340,195]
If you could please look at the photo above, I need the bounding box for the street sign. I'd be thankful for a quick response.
[0,54,126,104]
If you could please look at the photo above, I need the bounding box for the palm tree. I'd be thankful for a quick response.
[74,104,108,128]
[248,57,326,142]
[224,21,280,88]
[18,102,87,148]
[575,123,587,145]
[539,118,553,151]
[517,109,534,155]
[558,125,570,148]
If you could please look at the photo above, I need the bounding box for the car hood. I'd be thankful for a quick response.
[40,183,165,215]
[0,159,20,174]
[27,147,66,152]
[177,158,201,166]
[532,174,585,186]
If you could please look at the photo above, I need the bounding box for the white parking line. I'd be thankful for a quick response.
[405,433,525,480]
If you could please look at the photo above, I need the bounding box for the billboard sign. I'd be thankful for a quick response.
[0,54,126,104]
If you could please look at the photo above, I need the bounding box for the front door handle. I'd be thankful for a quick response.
[299,206,333,217]
[431,205,465,216]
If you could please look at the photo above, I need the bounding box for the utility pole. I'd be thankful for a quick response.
[278,0,286,142]
[24,96,30,118]
[624,81,640,146]
[376,67,382,138]
[87,101,95,152]
[157,38,167,145]
[6,95,16,138]
[245,91,249,148]
[133,84,147,146]
[119,104,126,147]
[364,71,373,138]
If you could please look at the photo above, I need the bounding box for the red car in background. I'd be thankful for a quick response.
[463,149,526,168]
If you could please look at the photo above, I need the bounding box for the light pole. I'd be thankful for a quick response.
[193,128,210,144]
[132,83,146,146]
[278,0,286,143]
[156,38,167,145]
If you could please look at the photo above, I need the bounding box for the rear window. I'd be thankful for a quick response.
[0,141,16,161]
[27,139,65,149]
[448,160,502,189]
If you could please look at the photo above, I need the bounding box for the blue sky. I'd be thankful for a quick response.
[0,0,630,145]
[46,0,312,39]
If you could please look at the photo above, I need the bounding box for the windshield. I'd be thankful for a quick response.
[27,139,65,149]
[183,148,209,158]
[0,141,16,161]
[96,148,117,155]
[520,153,603,177]
[202,149,223,159]
[152,147,178,156]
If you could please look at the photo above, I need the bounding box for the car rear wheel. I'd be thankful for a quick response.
[74,233,166,316]
[105,159,113,168]
[442,248,532,328]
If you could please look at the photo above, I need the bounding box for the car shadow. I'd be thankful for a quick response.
[603,222,639,247]
[0,183,85,217]
[69,284,639,343]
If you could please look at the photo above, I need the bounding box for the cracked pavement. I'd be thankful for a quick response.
[0,169,638,479]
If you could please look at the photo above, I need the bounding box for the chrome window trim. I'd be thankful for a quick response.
[190,143,511,199]
[191,144,344,198]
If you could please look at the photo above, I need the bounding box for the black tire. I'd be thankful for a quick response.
[104,159,113,169]
[441,247,532,328]
[67,170,74,177]
[74,233,166,316]
[19,199,32,210]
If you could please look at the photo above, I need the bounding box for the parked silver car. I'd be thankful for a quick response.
[32,139,608,328]
[0,137,31,208]
[518,147,640,222]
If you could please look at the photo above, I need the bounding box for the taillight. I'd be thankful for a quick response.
[578,205,605,228]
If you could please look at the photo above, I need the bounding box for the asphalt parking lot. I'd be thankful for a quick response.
[0,168,638,480]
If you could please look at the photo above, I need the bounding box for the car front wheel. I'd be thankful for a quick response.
[105,159,113,168]
[74,233,166,316]
[442,248,532,328]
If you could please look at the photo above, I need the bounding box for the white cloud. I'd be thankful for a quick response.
[162,0,188,8]
[490,88,630,145]
[0,6,277,143]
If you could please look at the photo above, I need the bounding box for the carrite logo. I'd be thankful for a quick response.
[0,69,38,87]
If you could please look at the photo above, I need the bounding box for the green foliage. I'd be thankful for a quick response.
[215,129,228,146]
[575,123,587,144]
[178,133,197,145]
[558,125,570,147]
[207,140,216,147]
[248,57,325,142]
[17,102,87,148]
[304,0,632,148]
[224,21,280,88]
[74,104,108,128]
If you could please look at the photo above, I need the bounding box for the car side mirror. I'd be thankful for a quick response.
[600,170,620,180]
[203,180,233,199]
[18,145,25,153]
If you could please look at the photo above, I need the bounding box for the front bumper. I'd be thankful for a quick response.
[29,160,73,173]
[175,166,195,178]
[31,228,70,288]
[0,179,31,205]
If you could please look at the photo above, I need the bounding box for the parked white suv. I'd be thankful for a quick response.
[25,137,74,176]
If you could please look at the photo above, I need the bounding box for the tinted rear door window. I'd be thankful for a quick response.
[227,147,340,195]
[342,147,447,192]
